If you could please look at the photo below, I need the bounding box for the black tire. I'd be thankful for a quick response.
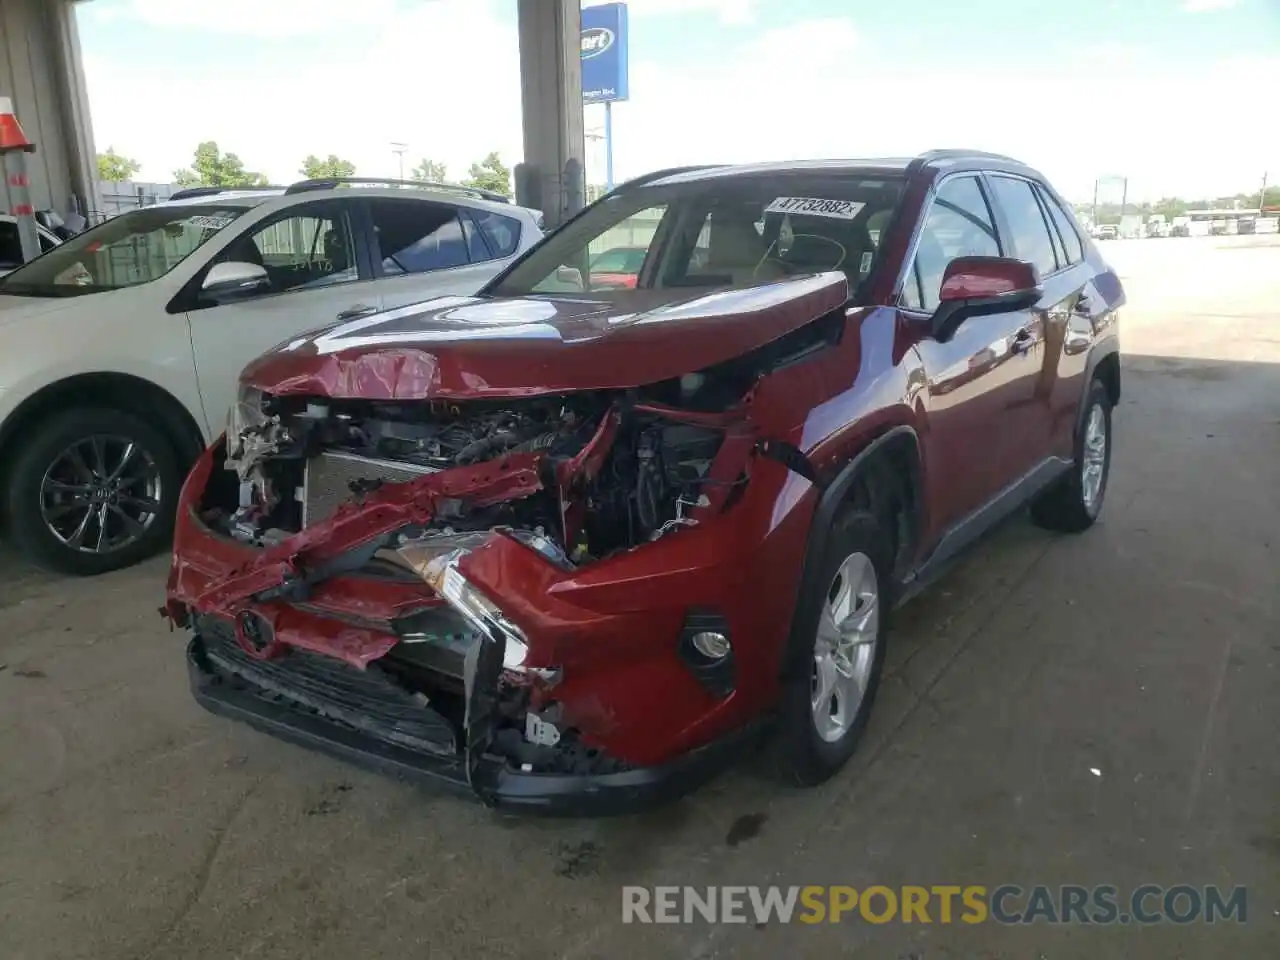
[1030,378,1113,534]
[4,407,183,575]
[771,508,891,787]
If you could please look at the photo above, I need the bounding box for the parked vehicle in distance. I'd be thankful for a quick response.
[167,150,1123,814]
[0,214,64,276]
[0,177,542,574]
[588,245,647,288]
[1170,216,1191,237]
[1096,224,1118,240]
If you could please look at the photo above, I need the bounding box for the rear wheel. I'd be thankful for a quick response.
[772,508,890,786]
[4,408,182,575]
[1030,378,1112,533]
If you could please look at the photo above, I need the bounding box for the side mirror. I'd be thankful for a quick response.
[930,256,1041,342]
[202,261,269,301]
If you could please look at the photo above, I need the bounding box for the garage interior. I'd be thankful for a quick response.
[1,3,1277,959]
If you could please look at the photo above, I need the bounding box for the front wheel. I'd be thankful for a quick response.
[1031,378,1113,533]
[772,509,890,786]
[4,408,183,575]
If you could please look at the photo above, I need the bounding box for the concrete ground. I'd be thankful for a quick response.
[2,236,1277,959]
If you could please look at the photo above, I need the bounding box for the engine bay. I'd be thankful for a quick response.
[205,381,745,566]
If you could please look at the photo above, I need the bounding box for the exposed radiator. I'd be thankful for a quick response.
[302,450,437,528]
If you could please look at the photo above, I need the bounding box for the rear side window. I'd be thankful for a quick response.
[903,175,1001,312]
[1037,186,1084,264]
[987,176,1059,276]
[472,211,522,259]
[368,199,468,275]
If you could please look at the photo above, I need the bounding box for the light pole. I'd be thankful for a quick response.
[390,142,408,180]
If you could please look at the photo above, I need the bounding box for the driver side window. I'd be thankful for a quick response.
[902,176,1001,312]
[217,207,358,297]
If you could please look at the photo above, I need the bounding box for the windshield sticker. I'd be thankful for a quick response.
[765,197,866,220]
[188,214,236,231]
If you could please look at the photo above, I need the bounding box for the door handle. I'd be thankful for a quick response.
[336,304,378,321]
[1073,295,1092,316]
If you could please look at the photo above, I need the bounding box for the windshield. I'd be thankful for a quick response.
[488,173,905,299]
[0,204,251,298]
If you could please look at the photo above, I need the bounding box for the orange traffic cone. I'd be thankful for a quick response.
[0,97,35,153]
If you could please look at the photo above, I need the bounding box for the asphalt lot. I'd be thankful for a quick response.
[2,235,1277,959]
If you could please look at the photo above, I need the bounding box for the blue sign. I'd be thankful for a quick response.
[581,3,629,103]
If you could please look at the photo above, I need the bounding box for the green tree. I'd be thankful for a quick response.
[300,154,356,179]
[411,158,448,182]
[173,141,270,188]
[1153,196,1189,221]
[463,151,512,196]
[96,146,141,182]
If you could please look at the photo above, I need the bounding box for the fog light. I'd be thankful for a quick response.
[690,630,731,660]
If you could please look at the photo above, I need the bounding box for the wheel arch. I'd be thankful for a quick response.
[0,373,207,512]
[1078,340,1121,441]
[782,425,924,682]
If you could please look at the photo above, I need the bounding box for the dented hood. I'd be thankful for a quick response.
[240,272,849,400]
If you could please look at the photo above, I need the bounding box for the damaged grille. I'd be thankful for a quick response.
[197,617,457,756]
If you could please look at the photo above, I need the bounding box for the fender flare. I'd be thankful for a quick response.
[781,425,923,680]
[1076,336,1120,440]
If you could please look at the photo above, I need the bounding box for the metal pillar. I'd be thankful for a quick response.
[0,96,41,263]
[514,0,585,229]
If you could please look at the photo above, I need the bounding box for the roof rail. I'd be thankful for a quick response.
[912,148,1023,167]
[168,185,282,201]
[284,177,511,204]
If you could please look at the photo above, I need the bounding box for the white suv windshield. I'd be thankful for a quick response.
[0,204,250,298]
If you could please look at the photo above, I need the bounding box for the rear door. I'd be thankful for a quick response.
[186,199,379,429]
[981,174,1077,475]
[365,198,525,311]
[1032,183,1098,459]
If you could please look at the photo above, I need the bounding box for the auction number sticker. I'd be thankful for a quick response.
[765,197,866,220]
[188,214,236,230]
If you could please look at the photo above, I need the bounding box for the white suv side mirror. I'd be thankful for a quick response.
[202,261,269,299]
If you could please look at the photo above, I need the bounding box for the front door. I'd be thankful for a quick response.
[186,200,379,428]
[904,174,1033,537]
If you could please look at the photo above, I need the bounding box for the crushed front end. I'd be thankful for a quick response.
[166,373,812,813]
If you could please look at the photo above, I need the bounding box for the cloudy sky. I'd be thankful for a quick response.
[79,0,1279,202]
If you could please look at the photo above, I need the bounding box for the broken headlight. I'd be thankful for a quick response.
[226,384,265,451]
[395,533,551,677]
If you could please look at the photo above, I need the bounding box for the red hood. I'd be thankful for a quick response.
[240,273,849,400]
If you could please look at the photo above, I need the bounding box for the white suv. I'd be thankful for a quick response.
[0,178,543,574]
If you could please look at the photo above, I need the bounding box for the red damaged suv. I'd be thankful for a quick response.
[165,151,1123,814]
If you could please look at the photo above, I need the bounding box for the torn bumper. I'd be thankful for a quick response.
[186,629,762,816]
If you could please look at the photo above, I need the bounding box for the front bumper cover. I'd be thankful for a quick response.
[186,631,763,817]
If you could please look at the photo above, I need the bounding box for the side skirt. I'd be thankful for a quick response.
[894,456,1073,607]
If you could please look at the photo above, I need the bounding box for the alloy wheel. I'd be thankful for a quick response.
[811,551,880,743]
[1081,404,1108,516]
[38,434,163,554]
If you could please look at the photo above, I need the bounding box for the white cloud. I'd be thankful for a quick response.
[81,5,1280,203]
[100,0,404,36]
[617,0,757,26]
[1181,0,1239,12]
[84,1,523,184]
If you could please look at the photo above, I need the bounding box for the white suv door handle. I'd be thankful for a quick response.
[336,304,378,321]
